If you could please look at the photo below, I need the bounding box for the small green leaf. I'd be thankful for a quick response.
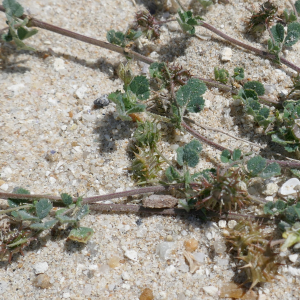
[128,75,150,100]
[16,210,39,221]
[176,78,206,110]
[247,155,266,176]
[149,62,165,79]
[106,30,125,47]
[198,0,213,9]
[270,23,285,43]
[76,196,83,207]
[259,162,281,179]
[35,198,53,219]
[13,36,35,51]
[126,29,142,40]
[7,238,28,248]
[177,10,203,35]
[284,22,300,47]
[233,67,244,81]
[221,149,231,163]
[165,166,181,182]
[76,204,89,221]
[243,81,265,96]
[61,193,73,206]
[285,206,300,223]
[214,67,229,84]
[271,133,289,145]
[17,27,38,40]
[67,227,94,243]
[176,146,184,166]
[232,149,242,161]
[185,140,202,153]
[3,0,24,17]
[295,1,300,14]
[30,219,58,231]
[291,168,300,178]
[183,148,199,167]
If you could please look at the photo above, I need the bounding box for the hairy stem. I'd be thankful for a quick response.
[0,5,155,65]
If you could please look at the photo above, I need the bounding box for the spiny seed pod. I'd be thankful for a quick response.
[225,221,280,289]
[226,221,269,255]
[238,244,280,289]
[246,1,278,34]
[195,168,249,213]
[135,10,160,39]
[162,63,192,88]
[131,147,163,182]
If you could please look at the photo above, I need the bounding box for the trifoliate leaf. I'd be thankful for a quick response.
[67,227,94,243]
[35,198,53,219]
[243,81,265,96]
[284,22,300,47]
[183,147,199,167]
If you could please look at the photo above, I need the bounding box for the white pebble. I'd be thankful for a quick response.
[49,177,56,184]
[7,83,25,94]
[287,266,300,276]
[33,262,49,274]
[289,254,299,263]
[75,85,88,100]
[262,182,279,196]
[218,220,227,228]
[124,249,138,261]
[220,47,232,62]
[121,272,130,281]
[278,178,300,197]
[228,220,237,229]
[156,242,175,260]
[53,58,65,71]
[203,286,218,296]
[62,292,70,298]
[0,183,9,191]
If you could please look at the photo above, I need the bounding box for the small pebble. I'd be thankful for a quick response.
[124,249,138,261]
[139,288,154,300]
[94,94,110,108]
[227,220,237,229]
[75,85,88,100]
[262,182,279,196]
[203,286,218,296]
[278,178,300,197]
[33,262,49,274]
[218,220,226,228]
[184,238,198,252]
[108,256,120,268]
[53,58,65,71]
[289,254,298,263]
[166,235,173,242]
[220,47,232,62]
[32,274,52,289]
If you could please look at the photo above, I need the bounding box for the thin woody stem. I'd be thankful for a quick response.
[181,121,232,152]
[0,5,155,65]
[200,21,300,74]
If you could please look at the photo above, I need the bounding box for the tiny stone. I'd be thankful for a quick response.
[166,235,173,242]
[53,58,65,71]
[220,47,232,62]
[218,220,226,228]
[262,182,278,196]
[49,177,56,184]
[289,254,298,263]
[122,272,130,281]
[32,274,52,289]
[184,238,198,252]
[278,178,300,197]
[228,220,237,229]
[139,288,154,300]
[99,264,110,273]
[33,262,49,274]
[203,286,218,296]
[75,85,88,100]
[94,95,110,108]
[0,183,9,191]
[108,256,121,268]
[193,252,205,263]
[124,249,138,261]
[156,242,175,260]
[63,292,71,298]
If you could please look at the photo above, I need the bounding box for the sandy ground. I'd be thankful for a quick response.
[1,0,300,299]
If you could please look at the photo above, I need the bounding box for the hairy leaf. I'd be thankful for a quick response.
[16,210,39,221]
[247,155,266,176]
[128,75,150,100]
[67,227,94,243]
[76,204,89,221]
[270,23,284,43]
[35,198,53,219]
[243,81,265,96]
[106,30,125,47]
[259,162,281,179]
[61,193,73,206]
[233,67,244,81]
[3,0,24,17]
[17,27,38,40]
[30,219,58,231]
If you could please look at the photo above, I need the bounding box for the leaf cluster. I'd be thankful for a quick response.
[176,10,203,35]
[1,0,38,50]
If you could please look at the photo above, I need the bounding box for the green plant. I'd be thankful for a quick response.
[2,0,300,293]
